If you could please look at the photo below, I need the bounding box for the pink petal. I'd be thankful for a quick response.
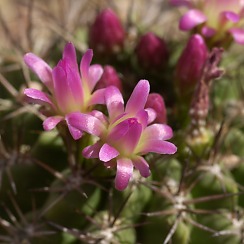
[109,118,130,140]
[220,11,240,23]
[201,26,216,37]
[65,63,84,106]
[24,88,54,107]
[140,140,177,155]
[80,49,93,84]
[54,59,84,112]
[145,108,157,124]
[88,88,106,106]
[115,158,134,191]
[109,118,142,155]
[105,86,124,119]
[67,124,83,140]
[62,42,78,70]
[52,65,76,112]
[229,28,244,44]
[88,64,104,91]
[89,110,108,124]
[99,143,119,162]
[179,9,207,31]
[24,53,53,91]
[133,156,150,178]
[135,109,149,129]
[66,112,105,136]
[125,80,150,115]
[43,116,63,131]
[83,142,102,158]
[142,124,173,141]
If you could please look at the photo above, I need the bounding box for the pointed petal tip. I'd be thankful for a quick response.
[229,28,244,45]
[115,158,133,191]
[179,9,207,31]
[99,143,119,162]
[133,157,151,178]
[166,143,177,154]
[43,116,63,131]
[84,49,94,58]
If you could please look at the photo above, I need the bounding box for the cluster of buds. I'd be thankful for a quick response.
[24,42,177,191]
[170,0,244,48]
[89,8,168,72]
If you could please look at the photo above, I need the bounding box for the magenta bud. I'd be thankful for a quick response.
[175,34,208,96]
[145,93,167,124]
[89,8,125,55]
[135,32,168,71]
[96,65,123,91]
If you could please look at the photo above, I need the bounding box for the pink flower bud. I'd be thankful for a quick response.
[175,34,208,97]
[135,32,168,71]
[89,8,125,55]
[96,65,123,91]
[145,93,167,124]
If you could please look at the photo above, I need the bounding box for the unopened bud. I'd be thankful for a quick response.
[89,8,125,55]
[145,93,167,123]
[175,34,208,97]
[96,65,122,91]
[135,32,168,71]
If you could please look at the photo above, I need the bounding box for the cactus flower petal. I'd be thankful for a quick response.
[179,9,207,30]
[43,116,63,131]
[52,64,77,113]
[142,124,173,141]
[144,108,157,125]
[83,142,102,158]
[88,64,104,90]
[133,156,150,178]
[220,11,240,23]
[115,158,133,191]
[24,88,54,107]
[110,118,142,155]
[80,49,93,85]
[125,80,150,114]
[140,140,177,155]
[66,112,105,137]
[24,53,53,90]
[105,86,124,119]
[201,26,216,37]
[62,42,79,71]
[229,28,244,44]
[99,143,119,162]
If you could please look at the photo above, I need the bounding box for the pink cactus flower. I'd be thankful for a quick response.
[170,0,244,46]
[175,34,208,97]
[67,80,177,191]
[89,8,125,55]
[135,32,168,71]
[24,42,104,139]
[96,65,123,92]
